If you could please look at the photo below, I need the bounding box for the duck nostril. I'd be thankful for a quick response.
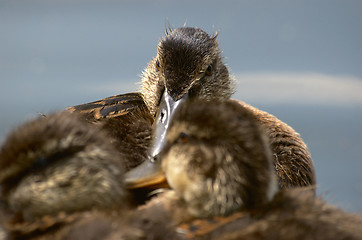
[160,110,166,123]
[148,153,159,163]
[152,155,159,163]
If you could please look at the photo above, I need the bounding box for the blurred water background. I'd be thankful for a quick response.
[0,0,361,213]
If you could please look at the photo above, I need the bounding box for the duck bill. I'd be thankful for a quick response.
[150,91,188,158]
[124,159,167,189]
[124,90,188,189]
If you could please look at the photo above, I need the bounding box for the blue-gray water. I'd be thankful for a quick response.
[0,0,361,214]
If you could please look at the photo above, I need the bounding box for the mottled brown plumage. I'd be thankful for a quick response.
[140,27,233,116]
[233,100,314,188]
[132,26,315,189]
[99,108,153,170]
[66,27,314,189]
[2,208,181,240]
[159,100,278,218]
[0,112,182,240]
[0,112,128,222]
[147,100,362,240]
[0,112,130,239]
[176,189,362,240]
[67,93,153,170]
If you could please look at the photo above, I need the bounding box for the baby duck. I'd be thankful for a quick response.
[159,99,278,218]
[0,111,128,222]
[138,99,362,240]
[0,112,129,238]
[0,111,182,239]
[125,26,315,189]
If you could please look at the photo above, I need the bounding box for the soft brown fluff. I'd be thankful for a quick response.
[0,112,128,232]
[147,100,362,239]
[199,189,362,240]
[2,209,180,240]
[66,27,315,189]
[134,189,362,240]
[159,100,278,218]
[140,27,233,117]
[140,27,315,189]
[0,112,180,240]
[233,100,315,188]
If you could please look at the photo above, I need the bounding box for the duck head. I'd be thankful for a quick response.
[128,100,278,218]
[127,27,234,184]
[141,27,233,116]
[0,112,127,222]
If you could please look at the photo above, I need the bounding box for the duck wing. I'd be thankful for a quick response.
[66,93,154,171]
[233,99,316,189]
[66,92,150,122]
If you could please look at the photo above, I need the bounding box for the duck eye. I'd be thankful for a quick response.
[177,132,189,144]
[205,65,212,76]
[155,60,160,72]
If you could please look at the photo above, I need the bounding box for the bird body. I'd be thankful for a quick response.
[120,27,316,189]
[232,99,314,188]
[0,112,179,240]
[0,112,128,238]
[138,99,362,240]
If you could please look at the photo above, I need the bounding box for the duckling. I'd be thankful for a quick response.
[159,99,279,218]
[129,27,314,189]
[136,99,362,240]
[0,111,128,222]
[138,27,233,162]
[0,112,179,240]
[0,112,126,238]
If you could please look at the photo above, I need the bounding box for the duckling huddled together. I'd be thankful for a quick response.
[1,27,361,239]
